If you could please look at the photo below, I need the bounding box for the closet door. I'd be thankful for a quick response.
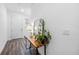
[10,12,24,39]
[8,10,30,40]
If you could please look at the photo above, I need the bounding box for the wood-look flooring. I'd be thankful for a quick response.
[1,38,37,55]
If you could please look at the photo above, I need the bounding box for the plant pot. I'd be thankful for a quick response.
[30,37,43,48]
[30,36,48,48]
[41,39,49,45]
[33,39,48,48]
[34,40,43,48]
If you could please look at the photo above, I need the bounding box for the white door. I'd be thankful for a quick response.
[10,12,24,39]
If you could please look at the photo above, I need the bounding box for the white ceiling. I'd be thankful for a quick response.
[4,3,32,16]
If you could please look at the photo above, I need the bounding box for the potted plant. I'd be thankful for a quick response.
[30,18,51,48]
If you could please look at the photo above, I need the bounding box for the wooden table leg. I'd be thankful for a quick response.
[44,45,46,55]
[29,43,32,54]
[36,48,40,55]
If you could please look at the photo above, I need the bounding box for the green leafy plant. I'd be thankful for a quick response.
[35,18,52,45]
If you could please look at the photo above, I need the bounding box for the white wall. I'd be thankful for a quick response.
[31,3,79,55]
[0,4,8,53]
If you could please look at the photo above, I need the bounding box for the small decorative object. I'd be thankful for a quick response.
[30,18,52,48]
